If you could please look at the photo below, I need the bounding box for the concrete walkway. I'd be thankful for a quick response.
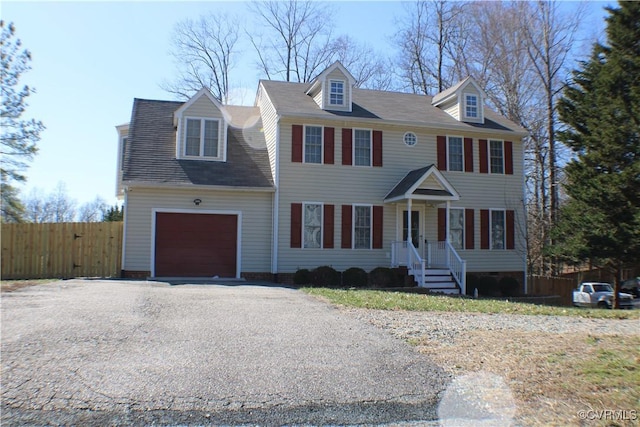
[1,279,448,425]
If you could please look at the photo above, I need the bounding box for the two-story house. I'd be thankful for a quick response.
[116,61,527,294]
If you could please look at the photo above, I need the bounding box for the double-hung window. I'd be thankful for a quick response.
[185,118,220,158]
[489,140,504,173]
[447,136,463,171]
[329,80,344,106]
[304,126,322,164]
[354,129,371,166]
[353,205,371,249]
[303,203,322,248]
[491,210,505,249]
[465,94,478,118]
[449,208,465,249]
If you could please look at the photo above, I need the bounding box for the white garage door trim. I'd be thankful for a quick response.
[150,208,243,278]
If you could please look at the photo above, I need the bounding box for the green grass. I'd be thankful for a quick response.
[578,336,640,404]
[303,288,640,319]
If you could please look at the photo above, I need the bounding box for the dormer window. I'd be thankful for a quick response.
[329,80,345,106]
[185,117,220,158]
[465,94,478,119]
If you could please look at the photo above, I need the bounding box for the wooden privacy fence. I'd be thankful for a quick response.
[528,275,577,306]
[1,222,123,280]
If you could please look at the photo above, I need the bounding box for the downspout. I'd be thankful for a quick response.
[271,116,281,280]
[521,137,528,294]
[120,187,129,278]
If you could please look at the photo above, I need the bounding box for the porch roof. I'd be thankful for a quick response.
[384,165,460,203]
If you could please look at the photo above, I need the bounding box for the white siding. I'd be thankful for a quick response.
[313,90,323,109]
[123,187,273,274]
[443,100,460,121]
[256,84,279,181]
[276,118,525,274]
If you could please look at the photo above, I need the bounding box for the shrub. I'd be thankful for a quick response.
[499,276,521,297]
[311,266,341,288]
[293,268,311,285]
[476,275,500,297]
[369,267,396,288]
[343,267,368,288]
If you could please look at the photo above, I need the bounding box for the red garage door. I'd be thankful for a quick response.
[154,212,238,277]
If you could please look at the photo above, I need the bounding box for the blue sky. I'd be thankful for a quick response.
[3,1,610,208]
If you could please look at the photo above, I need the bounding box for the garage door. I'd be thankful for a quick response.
[154,212,238,277]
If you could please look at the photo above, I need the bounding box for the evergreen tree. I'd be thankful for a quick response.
[1,21,45,222]
[102,205,123,222]
[554,2,640,307]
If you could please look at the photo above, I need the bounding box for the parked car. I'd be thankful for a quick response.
[621,277,640,298]
[572,282,634,309]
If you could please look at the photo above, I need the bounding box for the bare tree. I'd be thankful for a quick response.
[394,0,464,95]
[22,182,76,223]
[248,0,335,82]
[22,187,52,223]
[520,0,584,246]
[78,196,108,222]
[162,12,241,102]
[331,35,395,90]
[456,1,584,275]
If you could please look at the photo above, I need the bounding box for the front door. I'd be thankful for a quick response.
[402,210,421,248]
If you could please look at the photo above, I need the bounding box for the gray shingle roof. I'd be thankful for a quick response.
[431,76,471,105]
[260,80,526,134]
[385,165,433,200]
[123,99,273,188]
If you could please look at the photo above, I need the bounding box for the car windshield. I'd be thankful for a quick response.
[592,284,613,292]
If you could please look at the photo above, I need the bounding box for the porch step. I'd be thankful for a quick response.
[419,269,461,295]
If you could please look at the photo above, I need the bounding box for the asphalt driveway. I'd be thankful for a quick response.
[1,280,447,425]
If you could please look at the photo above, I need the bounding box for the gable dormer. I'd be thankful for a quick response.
[432,77,486,124]
[173,88,230,161]
[305,61,356,113]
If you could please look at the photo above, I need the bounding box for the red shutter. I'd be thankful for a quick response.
[292,125,303,163]
[504,140,513,175]
[324,127,335,165]
[342,128,352,165]
[373,130,383,167]
[323,204,334,248]
[479,139,488,173]
[373,206,383,249]
[341,205,352,248]
[464,137,473,172]
[465,209,475,250]
[480,209,489,249]
[290,203,302,248]
[437,135,447,170]
[438,208,447,242]
[506,210,515,249]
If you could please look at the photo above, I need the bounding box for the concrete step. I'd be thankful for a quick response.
[422,281,458,289]
[423,275,454,283]
[424,268,450,275]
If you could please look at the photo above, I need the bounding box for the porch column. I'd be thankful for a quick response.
[406,199,412,244]
[406,198,412,267]
[445,200,451,243]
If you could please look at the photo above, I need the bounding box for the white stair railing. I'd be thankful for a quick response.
[443,241,466,295]
[391,241,425,287]
[391,240,465,293]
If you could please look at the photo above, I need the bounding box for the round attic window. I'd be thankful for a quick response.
[404,132,417,146]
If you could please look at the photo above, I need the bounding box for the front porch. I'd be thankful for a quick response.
[384,165,466,295]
